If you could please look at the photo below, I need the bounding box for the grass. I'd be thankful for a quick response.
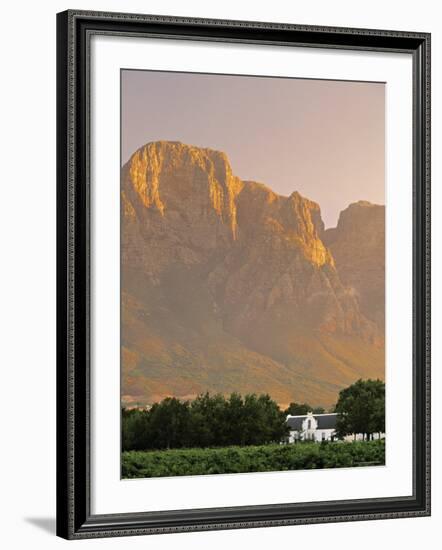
[122,439,385,478]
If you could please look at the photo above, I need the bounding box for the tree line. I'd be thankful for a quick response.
[122,379,385,451]
[122,392,288,451]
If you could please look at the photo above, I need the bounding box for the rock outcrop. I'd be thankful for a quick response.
[121,141,385,408]
[323,201,385,331]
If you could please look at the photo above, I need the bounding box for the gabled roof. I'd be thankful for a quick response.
[315,414,337,429]
[286,416,304,430]
[286,413,337,431]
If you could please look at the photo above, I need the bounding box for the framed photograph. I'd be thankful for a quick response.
[56,10,431,539]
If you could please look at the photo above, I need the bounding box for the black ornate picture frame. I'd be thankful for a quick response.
[56,9,431,540]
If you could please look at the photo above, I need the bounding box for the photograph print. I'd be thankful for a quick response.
[120,69,386,479]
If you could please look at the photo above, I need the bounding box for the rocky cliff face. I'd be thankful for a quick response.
[323,201,385,331]
[121,141,242,281]
[121,141,384,408]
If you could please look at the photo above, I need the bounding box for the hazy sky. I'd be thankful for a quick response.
[122,70,385,228]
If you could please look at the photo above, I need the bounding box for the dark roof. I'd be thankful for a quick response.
[316,414,337,429]
[286,413,337,431]
[286,416,304,430]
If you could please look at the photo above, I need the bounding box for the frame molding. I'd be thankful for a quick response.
[56,9,431,539]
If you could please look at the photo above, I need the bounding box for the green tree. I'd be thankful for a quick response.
[122,408,151,451]
[224,392,246,445]
[370,389,385,437]
[284,402,311,416]
[189,392,228,447]
[254,393,289,444]
[335,379,385,440]
[237,393,288,445]
[284,403,326,415]
[146,397,191,449]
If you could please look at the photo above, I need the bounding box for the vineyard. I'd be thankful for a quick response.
[122,439,385,478]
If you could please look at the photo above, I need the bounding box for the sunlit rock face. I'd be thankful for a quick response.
[121,141,242,281]
[121,142,384,409]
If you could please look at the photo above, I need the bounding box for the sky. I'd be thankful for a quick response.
[121,70,385,228]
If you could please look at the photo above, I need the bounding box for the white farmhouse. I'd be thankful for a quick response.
[286,412,337,443]
[286,412,385,442]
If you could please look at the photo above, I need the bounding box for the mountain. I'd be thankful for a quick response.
[121,141,384,408]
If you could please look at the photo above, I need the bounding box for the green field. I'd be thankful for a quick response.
[122,439,385,478]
